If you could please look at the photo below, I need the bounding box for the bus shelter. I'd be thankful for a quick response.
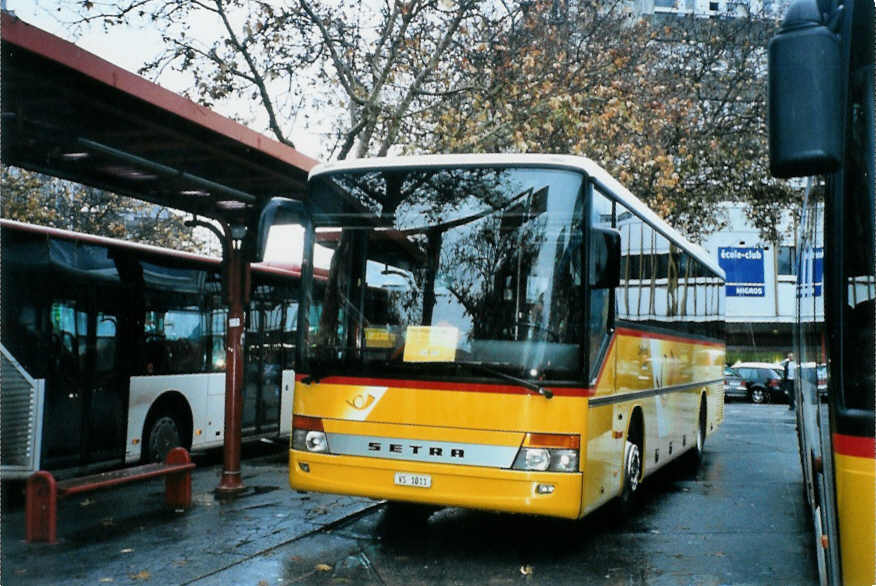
[1,11,318,494]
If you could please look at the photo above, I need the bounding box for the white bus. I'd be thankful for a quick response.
[1,219,300,478]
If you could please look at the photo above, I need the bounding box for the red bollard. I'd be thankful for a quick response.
[26,471,58,543]
[164,447,193,508]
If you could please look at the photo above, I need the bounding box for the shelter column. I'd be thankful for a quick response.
[216,226,250,496]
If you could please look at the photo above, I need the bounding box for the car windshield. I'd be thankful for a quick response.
[302,166,586,382]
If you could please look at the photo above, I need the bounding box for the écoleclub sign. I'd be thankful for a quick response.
[718,247,765,297]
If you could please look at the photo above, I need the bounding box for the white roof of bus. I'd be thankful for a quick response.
[309,154,724,279]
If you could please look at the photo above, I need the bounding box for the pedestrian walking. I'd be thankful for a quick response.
[781,352,796,410]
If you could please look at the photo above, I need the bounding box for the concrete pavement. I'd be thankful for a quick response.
[1,447,377,585]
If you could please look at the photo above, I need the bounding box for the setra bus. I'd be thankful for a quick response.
[257,154,725,519]
[768,1,874,584]
[1,219,301,478]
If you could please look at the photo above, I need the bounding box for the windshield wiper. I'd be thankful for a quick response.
[413,360,552,399]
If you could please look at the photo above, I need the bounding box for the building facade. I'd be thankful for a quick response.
[701,204,824,363]
[628,0,785,19]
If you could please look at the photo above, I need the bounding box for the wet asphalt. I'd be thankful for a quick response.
[1,403,816,585]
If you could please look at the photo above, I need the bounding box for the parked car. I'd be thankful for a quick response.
[723,367,747,399]
[732,362,784,404]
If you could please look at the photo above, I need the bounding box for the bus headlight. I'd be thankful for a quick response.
[292,429,329,453]
[549,449,579,472]
[292,415,329,453]
[512,433,580,473]
[514,448,551,471]
[304,431,328,452]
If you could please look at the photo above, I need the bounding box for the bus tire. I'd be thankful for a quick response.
[687,397,707,468]
[144,414,183,463]
[619,440,642,514]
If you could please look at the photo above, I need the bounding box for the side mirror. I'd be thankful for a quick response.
[255,197,307,262]
[768,0,843,178]
[590,227,621,289]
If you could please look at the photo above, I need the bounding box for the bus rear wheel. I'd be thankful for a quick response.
[687,399,707,469]
[144,414,182,463]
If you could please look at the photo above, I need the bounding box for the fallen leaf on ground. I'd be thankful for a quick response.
[98,579,114,583]
[120,548,134,554]
[315,563,333,572]
[130,570,151,580]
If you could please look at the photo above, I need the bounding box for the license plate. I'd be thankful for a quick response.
[394,472,431,488]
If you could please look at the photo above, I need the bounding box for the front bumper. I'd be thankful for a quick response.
[289,450,583,519]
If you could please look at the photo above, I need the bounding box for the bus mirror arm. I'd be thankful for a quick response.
[255,198,307,262]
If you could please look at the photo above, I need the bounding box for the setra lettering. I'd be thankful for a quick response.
[364,441,465,459]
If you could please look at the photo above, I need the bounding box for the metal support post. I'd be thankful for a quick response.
[216,230,250,496]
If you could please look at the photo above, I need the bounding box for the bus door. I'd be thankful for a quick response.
[46,287,128,469]
[84,285,128,465]
[243,300,285,434]
[44,298,89,470]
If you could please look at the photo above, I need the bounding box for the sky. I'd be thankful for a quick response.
[5,0,325,160]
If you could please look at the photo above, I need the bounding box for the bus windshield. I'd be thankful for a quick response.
[305,166,585,382]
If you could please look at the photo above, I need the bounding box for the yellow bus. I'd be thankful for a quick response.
[258,154,725,519]
[769,1,874,583]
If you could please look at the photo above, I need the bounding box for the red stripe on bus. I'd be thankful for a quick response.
[833,433,876,459]
[294,374,595,397]
[614,326,725,348]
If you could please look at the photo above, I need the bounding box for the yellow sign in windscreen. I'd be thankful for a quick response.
[403,326,459,362]
[365,328,396,349]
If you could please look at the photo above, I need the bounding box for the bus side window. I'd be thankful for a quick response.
[164,308,206,373]
[50,301,87,376]
[95,314,118,374]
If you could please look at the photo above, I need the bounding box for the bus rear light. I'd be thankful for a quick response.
[292,416,329,453]
[513,433,580,472]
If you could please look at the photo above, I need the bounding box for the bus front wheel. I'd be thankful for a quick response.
[619,440,642,513]
[144,414,182,463]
